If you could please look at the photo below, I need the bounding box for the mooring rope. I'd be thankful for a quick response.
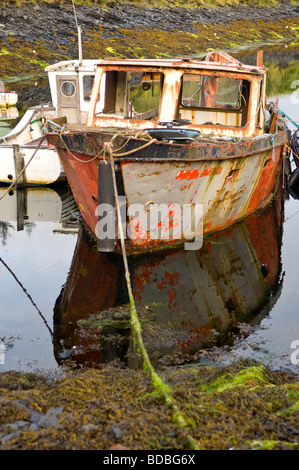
[286,144,299,164]
[105,142,200,450]
[0,256,53,338]
[57,129,157,163]
[278,108,299,130]
[58,130,103,163]
[109,134,157,158]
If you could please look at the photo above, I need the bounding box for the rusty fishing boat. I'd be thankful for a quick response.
[45,51,290,255]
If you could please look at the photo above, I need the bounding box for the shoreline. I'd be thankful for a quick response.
[0,2,298,79]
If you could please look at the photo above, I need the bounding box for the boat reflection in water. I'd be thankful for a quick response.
[53,191,284,369]
[0,184,79,233]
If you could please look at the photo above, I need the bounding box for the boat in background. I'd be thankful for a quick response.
[0,29,104,186]
[0,184,79,233]
[45,50,291,255]
[0,86,18,108]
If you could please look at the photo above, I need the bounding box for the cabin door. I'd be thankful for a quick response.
[56,75,80,123]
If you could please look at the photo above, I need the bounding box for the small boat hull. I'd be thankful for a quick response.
[0,143,65,185]
[0,107,65,185]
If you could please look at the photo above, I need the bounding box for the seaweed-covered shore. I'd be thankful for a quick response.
[1,360,298,450]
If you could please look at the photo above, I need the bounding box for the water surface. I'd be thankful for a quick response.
[0,45,299,374]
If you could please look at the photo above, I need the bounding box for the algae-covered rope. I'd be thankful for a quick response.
[0,136,46,202]
[107,144,200,451]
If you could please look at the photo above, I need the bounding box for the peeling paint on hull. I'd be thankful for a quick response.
[48,129,287,255]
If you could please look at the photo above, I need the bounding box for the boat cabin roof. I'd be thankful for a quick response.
[45,53,266,76]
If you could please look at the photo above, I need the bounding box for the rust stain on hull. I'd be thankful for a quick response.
[49,130,287,255]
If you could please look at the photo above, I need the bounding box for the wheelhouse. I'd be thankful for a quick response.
[86,52,267,139]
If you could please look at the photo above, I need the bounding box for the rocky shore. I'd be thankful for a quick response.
[0,1,298,42]
[0,1,297,109]
[0,1,298,77]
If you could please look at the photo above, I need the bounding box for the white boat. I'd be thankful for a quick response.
[0,87,18,108]
[0,29,103,185]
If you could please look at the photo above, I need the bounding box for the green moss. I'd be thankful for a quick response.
[250,439,297,450]
[28,59,51,69]
[200,364,270,393]
[0,48,12,56]
[276,384,299,416]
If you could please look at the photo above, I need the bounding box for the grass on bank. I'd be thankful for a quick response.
[1,0,299,9]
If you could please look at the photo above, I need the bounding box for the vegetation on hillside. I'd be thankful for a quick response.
[1,0,299,9]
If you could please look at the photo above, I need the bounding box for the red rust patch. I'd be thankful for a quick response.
[176,169,199,180]
[200,168,213,177]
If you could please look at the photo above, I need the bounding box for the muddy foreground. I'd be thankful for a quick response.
[1,360,298,450]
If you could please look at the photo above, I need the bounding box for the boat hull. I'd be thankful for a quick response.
[47,130,288,254]
[0,107,66,185]
[0,144,65,185]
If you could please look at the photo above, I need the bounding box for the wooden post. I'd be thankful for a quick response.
[13,144,28,231]
[13,144,27,188]
[16,187,28,232]
[256,51,263,68]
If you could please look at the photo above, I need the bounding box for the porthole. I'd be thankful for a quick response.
[60,81,76,97]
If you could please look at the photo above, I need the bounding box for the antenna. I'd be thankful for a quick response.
[78,25,82,64]
[71,0,82,64]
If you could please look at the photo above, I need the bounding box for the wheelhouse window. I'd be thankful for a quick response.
[180,73,250,128]
[181,74,244,110]
[96,70,164,120]
[128,72,163,119]
[60,81,76,97]
[83,75,95,101]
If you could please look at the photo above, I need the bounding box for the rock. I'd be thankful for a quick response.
[82,424,97,432]
[110,425,122,438]
[109,444,129,450]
